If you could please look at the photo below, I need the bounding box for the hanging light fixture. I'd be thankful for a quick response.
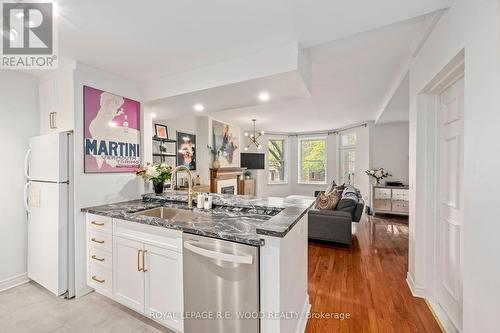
[244,119,265,150]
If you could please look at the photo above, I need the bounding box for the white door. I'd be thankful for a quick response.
[27,182,68,296]
[438,77,464,331]
[28,132,68,182]
[113,237,145,313]
[144,244,183,332]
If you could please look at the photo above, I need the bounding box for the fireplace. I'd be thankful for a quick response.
[210,167,245,195]
[216,178,238,194]
[221,186,235,195]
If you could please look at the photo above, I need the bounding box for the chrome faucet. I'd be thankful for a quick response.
[171,165,195,209]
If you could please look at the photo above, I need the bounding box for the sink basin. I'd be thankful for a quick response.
[134,207,207,221]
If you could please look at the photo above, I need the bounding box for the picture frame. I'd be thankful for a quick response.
[155,124,168,139]
[177,131,196,170]
[83,85,141,173]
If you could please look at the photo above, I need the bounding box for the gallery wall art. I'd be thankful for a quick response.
[177,131,196,170]
[83,86,141,173]
[212,119,240,167]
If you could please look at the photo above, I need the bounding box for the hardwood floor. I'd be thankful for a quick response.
[306,214,442,333]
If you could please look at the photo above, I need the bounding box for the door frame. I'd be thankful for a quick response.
[415,49,464,333]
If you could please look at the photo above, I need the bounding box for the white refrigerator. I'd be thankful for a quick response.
[24,131,74,297]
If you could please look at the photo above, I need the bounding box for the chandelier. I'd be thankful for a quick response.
[244,119,264,150]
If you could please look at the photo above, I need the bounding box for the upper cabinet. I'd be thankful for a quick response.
[39,66,75,134]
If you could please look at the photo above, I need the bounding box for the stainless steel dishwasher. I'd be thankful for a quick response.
[183,233,260,333]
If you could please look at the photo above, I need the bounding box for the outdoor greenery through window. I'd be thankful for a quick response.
[268,139,286,183]
[299,137,327,183]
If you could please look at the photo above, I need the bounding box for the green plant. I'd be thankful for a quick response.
[207,144,226,160]
[244,170,252,177]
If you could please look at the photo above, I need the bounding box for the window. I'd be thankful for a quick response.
[339,132,356,185]
[340,132,357,146]
[298,137,327,184]
[268,138,287,184]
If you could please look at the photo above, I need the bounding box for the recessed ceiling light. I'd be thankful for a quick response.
[258,92,270,102]
[150,113,157,118]
[194,104,204,112]
[108,121,117,128]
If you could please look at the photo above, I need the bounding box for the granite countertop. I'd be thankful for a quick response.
[81,191,314,246]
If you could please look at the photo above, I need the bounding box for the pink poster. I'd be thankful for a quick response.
[84,86,141,173]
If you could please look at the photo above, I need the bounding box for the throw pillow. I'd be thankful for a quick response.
[314,192,340,210]
[324,180,338,194]
[331,183,346,197]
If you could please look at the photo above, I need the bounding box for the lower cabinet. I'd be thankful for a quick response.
[144,244,183,332]
[113,237,145,313]
[112,235,184,332]
[87,216,184,333]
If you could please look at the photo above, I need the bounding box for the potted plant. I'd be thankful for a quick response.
[136,162,172,194]
[365,168,391,185]
[207,144,225,169]
[244,170,252,180]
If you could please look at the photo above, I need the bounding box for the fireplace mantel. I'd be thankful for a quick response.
[210,167,246,194]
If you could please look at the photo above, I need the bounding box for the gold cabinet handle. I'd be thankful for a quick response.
[92,276,105,284]
[138,249,143,272]
[91,238,104,244]
[91,221,105,226]
[91,255,105,262]
[143,250,148,272]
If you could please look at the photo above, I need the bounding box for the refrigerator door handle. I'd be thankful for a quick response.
[24,182,31,213]
[24,149,31,180]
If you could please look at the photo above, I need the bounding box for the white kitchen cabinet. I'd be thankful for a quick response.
[145,244,184,332]
[113,237,145,313]
[86,215,184,332]
[38,66,75,134]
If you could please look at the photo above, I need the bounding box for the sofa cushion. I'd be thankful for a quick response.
[314,192,340,210]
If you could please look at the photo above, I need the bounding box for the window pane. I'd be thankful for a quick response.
[341,132,357,146]
[300,139,326,183]
[268,139,285,183]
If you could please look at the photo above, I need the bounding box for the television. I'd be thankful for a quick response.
[241,153,265,170]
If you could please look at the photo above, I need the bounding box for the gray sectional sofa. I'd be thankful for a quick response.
[308,185,364,245]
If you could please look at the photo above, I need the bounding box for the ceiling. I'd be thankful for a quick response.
[376,73,410,124]
[196,16,428,132]
[56,0,451,82]
[151,70,310,118]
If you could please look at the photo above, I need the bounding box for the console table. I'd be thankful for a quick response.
[372,185,409,216]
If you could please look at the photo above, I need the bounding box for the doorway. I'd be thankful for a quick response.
[437,77,464,331]
[416,50,465,332]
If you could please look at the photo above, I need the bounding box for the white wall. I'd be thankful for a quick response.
[73,63,147,296]
[370,122,409,185]
[409,0,500,331]
[0,71,39,289]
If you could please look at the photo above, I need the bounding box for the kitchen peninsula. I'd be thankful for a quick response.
[82,191,313,333]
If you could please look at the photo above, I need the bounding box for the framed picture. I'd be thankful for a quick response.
[212,119,240,167]
[177,131,196,170]
[155,124,168,139]
[83,86,141,173]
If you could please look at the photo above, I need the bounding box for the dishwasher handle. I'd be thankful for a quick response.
[184,240,253,265]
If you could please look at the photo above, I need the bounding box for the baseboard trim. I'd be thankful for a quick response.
[296,294,311,333]
[406,273,459,333]
[406,272,427,298]
[426,300,459,333]
[0,273,29,292]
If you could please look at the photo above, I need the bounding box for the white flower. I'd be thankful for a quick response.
[145,165,159,178]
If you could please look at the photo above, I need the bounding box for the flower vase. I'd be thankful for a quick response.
[212,160,220,169]
[153,181,164,194]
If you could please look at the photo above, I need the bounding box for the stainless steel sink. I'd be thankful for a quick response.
[134,207,207,221]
